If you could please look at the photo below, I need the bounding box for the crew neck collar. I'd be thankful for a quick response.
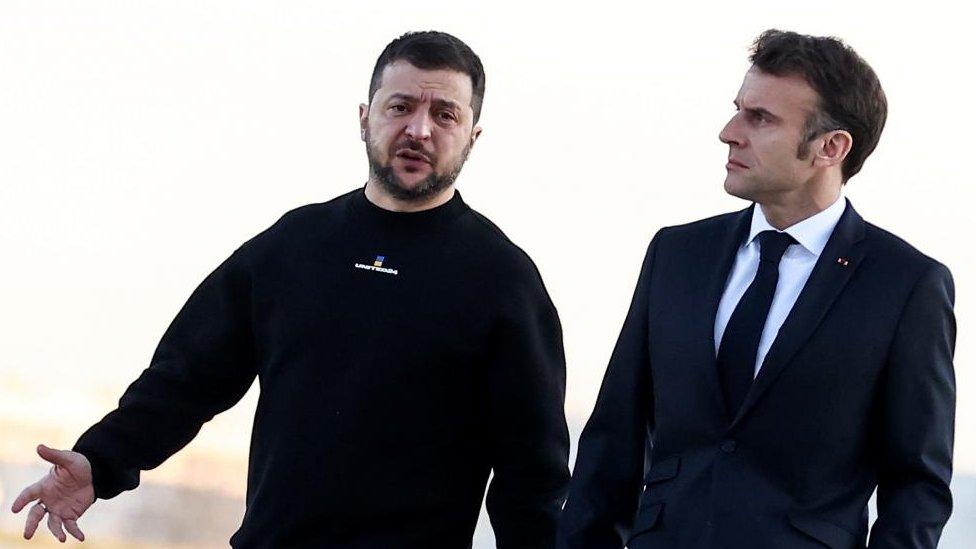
[350,186,468,227]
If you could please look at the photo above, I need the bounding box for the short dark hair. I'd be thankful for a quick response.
[368,31,486,123]
[750,29,887,182]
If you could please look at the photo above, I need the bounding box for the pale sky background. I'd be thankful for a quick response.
[1,1,973,547]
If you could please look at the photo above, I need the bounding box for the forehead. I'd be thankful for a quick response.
[375,61,474,107]
[737,67,819,121]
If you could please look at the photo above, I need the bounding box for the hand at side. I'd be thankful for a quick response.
[11,444,96,542]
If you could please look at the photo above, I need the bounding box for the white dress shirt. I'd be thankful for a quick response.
[713,195,847,376]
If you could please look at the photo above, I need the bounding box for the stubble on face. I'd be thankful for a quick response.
[364,127,471,202]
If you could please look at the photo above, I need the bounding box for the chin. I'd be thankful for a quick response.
[394,175,431,192]
[724,176,758,202]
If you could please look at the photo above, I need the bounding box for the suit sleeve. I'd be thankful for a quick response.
[869,262,956,548]
[557,234,659,549]
[72,246,258,500]
[484,263,571,549]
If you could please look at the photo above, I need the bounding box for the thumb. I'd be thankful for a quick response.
[36,444,72,467]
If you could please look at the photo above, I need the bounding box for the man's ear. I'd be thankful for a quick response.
[359,103,369,141]
[813,129,853,169]
[470,125,483,148]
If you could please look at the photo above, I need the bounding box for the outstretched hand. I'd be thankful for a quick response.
[10,444,96,542]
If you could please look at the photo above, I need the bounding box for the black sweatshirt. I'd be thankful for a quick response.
[72,188,570,548]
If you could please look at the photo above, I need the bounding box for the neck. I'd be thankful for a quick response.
[758,187,841,230]
[756,171,843,229]
[364,179,456,212]
[759,190,841,230]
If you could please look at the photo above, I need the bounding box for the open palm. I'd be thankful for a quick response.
[10,444,95,542]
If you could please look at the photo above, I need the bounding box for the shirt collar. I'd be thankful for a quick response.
[746,194,847,257]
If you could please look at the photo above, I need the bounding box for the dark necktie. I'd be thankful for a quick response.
[717,230,797,417]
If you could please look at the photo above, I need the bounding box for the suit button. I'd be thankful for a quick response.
[721,440,737,453]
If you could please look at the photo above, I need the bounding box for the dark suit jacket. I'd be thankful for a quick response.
[558,201,955,549]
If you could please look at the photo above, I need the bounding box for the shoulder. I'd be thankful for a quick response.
[459,207,556,305]
[236,190,358,254]
[632,208,749,263]
[862,221,953,290]
[462,207,544,277]
[655,209,746,242]
[268,190,357,236]
[863,222,945,269]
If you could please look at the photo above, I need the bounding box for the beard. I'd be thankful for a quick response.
[365,130,471,201]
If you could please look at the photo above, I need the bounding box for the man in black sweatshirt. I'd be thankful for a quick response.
[12,31,570,548]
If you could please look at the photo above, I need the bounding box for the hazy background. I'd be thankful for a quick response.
[1,1,973,547]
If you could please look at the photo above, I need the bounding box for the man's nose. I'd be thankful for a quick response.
[719,115,743,147]
[404,110,432,141]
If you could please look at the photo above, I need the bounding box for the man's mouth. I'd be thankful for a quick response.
[395,149,432,164]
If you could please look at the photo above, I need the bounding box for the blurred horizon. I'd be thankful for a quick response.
[2,416,975,547]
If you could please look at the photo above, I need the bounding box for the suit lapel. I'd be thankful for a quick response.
[730,200,866,427]
[694,205,753,422]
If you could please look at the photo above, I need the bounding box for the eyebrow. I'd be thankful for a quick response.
[386,93,462,111]
[733,100,779,122]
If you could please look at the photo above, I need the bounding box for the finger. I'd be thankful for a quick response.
[63,519,85,542]
[37,444,72,468]
[11,481,42,513]
[47,512,67,543]
[23,502,46,540]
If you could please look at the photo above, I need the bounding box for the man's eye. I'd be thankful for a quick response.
[390,105,407,113]
[438,112,457,122]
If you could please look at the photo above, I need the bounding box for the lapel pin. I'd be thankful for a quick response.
[836,257,849,266]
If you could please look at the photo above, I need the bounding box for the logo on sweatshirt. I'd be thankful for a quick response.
[355,255,398,276]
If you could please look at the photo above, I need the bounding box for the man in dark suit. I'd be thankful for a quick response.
[558,29,955,549]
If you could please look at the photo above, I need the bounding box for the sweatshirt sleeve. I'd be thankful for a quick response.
[484,259,571,549]
[72,246,258,500]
